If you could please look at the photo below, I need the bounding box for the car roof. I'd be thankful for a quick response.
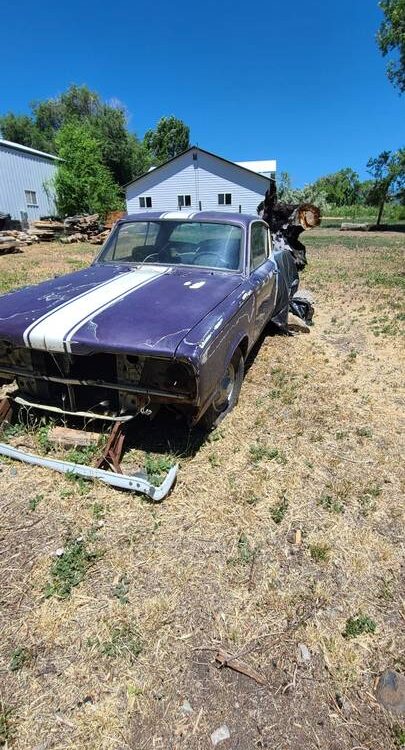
[120,210,264,229]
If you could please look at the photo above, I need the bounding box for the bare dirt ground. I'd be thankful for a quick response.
[0,230,404,749]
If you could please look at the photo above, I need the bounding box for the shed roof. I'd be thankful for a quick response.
[0,139,62,161]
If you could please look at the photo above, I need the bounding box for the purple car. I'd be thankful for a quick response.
[0,211,297,429]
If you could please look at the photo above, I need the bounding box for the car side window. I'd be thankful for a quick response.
[250,223,269,271]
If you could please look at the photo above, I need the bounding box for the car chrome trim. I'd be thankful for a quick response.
[0,441,178,500]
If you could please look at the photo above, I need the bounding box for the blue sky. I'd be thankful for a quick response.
[3,0,404,185]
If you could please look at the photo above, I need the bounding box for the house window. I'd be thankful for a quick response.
[25,190,38,207]
[139,196,152,208]
[178,195,191,208]
[218,193,232,206]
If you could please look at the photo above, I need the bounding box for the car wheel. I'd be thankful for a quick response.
[201,348,244,431]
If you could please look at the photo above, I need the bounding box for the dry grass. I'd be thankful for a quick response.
[0,231,404,749]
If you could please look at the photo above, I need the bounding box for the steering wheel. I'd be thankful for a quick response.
[140,252,159,264]
[159,242,181,263]
[192,250,230,268]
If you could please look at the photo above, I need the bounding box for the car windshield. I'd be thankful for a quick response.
[99,220,243,271]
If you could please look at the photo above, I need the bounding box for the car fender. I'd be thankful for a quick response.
[176,285,255,414]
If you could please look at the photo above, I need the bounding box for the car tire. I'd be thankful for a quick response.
[201,348,244,431]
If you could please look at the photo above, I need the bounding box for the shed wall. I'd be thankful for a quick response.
[0,144,58,221]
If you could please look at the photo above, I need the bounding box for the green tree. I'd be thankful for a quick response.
[377,0,405,93]
[313,168,361,206]
[366,148,405,223]
[0,112,49,151]
[144,116,190,165]
[54,121,122,218]
[1,85,191,191]
[90,105,140,185]
[276,171,329,210]
[0,85,152,185]
[128,134,151,179]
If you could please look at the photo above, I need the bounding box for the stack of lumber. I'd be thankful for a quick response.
[0,229,37,254]
[63,214,101,241]
[89,229,110,245]
[0,235,23,255]
[29,219,64,242]
[104,210,125,229]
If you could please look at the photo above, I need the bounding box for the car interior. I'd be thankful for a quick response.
[101,221,243,271]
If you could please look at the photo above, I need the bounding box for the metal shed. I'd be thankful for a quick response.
[0,139,61,223]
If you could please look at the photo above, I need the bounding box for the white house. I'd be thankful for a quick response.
[0,139,60,223]
[125,146,276,216]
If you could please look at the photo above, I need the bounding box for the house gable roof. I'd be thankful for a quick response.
[124,146,272,189]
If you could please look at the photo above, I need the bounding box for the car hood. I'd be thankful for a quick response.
[0,263,242,357]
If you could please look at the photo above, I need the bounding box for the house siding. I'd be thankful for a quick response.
[126,150,270,216]
[0,143,58,221]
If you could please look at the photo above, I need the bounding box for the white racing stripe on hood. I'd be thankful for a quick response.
[23,266,166,352]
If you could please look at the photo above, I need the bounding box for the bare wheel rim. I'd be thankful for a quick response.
[212,362,236,412]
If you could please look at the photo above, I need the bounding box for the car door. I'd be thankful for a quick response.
[248,221,278,340]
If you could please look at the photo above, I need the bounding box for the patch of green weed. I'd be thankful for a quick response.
[358,484,381,516]
[144,454,173,486]
[392,724,405,747]
[37,423,51,453]
[10,646,31,672]
[28,493,43,512]
[343,614,376,639]
[365,271,405,290]
[310,543,330,562]
[92,502,105,520]
[95,624,142,662]
[356,426,373,438]
[113,575,130,604]
[249,444,287,465]
[228,532,256,566]
[269,367,298,404]
[65,471,91,495]
[208,452,220,468]
[271,495,289,524]
[318,494,344,514]
[44,538,101,599]
[207,428,224,443]
[66,443,100,464]
[0,704,12,746]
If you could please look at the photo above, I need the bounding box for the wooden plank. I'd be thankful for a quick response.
[48,426,100,449]
[340,222,371,231]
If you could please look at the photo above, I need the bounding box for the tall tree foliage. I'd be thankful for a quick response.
[276,171,329,210]
[313,168,361,206]
[366,148,405,223]
[0,85,190,215]
[0,85,159,184]
[377,0,405,92]
[54,121,122,218]
[144,116,190,164]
